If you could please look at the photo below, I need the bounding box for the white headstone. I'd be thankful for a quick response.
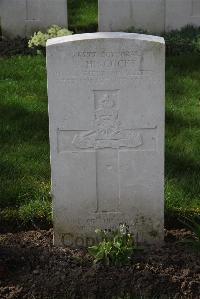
[165,0,200,32]
[99,0,165,33]
[0,0,68,38]
[98,0,200,33]
[47,32,165,247]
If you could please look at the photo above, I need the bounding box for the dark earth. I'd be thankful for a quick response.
[0,229,200,299]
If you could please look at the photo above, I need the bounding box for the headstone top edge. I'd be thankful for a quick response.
[46,32,165,47]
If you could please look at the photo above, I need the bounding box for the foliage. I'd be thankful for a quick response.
[164,25,200,56]
[180,217,200,251]
[68,0,98,33]
[127,25,200,56]
[0,38,35,57]
[28,25,73,50]
[88,224,139,266]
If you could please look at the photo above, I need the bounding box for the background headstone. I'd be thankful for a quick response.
[47,32,165,247]
[99,0,164,33]
[165,0,200,32]
[0,0,68,38]
[98,0,200,33]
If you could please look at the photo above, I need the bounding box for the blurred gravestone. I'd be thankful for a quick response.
[0,0,68,38]
[98,0,200,33]
[165,0,200,32]
[47,32,165,247]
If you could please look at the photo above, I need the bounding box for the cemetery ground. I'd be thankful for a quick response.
[0,2,200,299]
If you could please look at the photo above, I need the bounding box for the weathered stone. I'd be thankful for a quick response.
[47,32,165,246]
[165,0,200,32]
[0,0,68,38]
[98,0,200,33]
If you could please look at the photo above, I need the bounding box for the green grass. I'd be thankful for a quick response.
[0,54,200,228]
[0,56,51,228]
[165,55,200,219]
[68,0,98,33]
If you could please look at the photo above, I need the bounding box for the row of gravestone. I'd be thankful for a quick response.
[1,0,200,38]
[99,0,200,33]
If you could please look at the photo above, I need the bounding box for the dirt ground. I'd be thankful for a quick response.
[0,229,200,299]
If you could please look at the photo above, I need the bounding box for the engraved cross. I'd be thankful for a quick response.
[58,90,157,213]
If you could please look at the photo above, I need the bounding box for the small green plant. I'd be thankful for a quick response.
[88,224,140,266]
[28,25,73,51]
[180,217,200,251]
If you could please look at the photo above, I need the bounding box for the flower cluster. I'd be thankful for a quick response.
[28,25,73,49]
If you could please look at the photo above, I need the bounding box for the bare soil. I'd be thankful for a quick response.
[0,229,200,299]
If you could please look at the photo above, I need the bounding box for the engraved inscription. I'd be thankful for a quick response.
[72,50,140,58]
[192,0,200,16]
[85,59,137,70]
[72,90,143,149]
[79,51,140,70]
[58,48,153,79]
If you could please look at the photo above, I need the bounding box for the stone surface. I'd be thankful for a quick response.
[47,32,165,247]
[165,0,200,32]
[0,0,68,38]
[99,0,164,33]
[98,0,200,33]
